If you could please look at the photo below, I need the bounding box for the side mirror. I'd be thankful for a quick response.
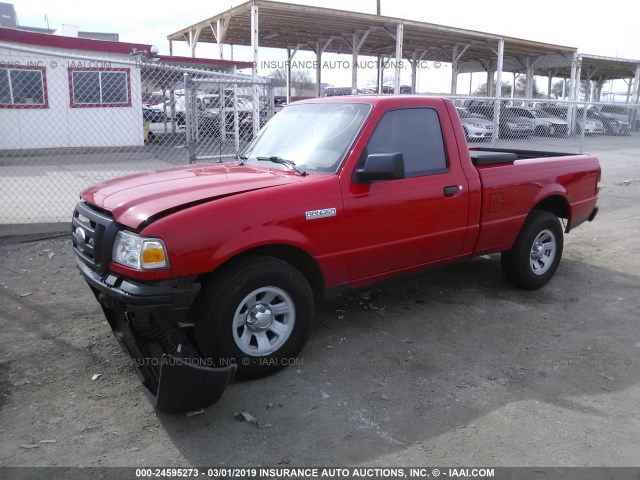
[355,152,405,182]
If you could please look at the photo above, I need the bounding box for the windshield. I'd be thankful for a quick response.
[241,102,371,174]
[509,108,533,118]
[237,98,254,111]
[461,112,485,120]
[531,109,553,118]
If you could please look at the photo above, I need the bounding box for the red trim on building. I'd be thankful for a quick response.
[68,67,132,108]
[0,64,49,109]
[1,28,254,70]
[0,27,152,56]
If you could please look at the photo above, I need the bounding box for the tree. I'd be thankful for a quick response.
[365,73,395,85]
[551,80,565,99]
[560,79,589,100]
[514,77,542,98]
[473,81,512,97]
[269,69,314,95]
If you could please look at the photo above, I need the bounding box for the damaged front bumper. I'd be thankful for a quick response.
[77,258,236,413]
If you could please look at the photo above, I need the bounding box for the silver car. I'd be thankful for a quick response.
[457,108,494,141]
[542,107,604,135]
[526,108,569,136]
[501,109,535,138]
[597,105,640,131]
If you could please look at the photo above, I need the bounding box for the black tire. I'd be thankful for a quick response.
[501,210,564,290]
[191,256,314,379]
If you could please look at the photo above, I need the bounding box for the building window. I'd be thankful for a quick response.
[69,68,131,107]
[0,66,48,108]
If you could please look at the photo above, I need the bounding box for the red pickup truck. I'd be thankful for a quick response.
[72,96,600,412]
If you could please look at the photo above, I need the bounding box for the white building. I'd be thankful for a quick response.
[0,27,252,150]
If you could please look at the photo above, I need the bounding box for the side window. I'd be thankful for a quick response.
[364,108,448,178]
[0,66,48,108]
[69,68,130,107]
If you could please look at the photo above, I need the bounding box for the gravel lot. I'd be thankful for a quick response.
[0,144,639,468]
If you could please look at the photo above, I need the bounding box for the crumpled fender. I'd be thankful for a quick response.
[144,354,236,413]
[99,299,236,414]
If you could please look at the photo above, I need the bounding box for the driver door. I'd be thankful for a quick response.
[341,106,470,283]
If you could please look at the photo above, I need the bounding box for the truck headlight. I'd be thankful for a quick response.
[112,231,168,270]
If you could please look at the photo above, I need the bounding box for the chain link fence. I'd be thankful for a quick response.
[0,43,273,224]
[1,43,639,224]
[446,95,640,154]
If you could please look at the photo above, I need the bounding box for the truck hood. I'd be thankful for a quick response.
[81,164,300,229]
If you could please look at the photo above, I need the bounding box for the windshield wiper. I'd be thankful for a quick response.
[257,156,307,176]
[236,152,248,164]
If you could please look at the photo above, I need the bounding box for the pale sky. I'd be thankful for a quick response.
[7,0,640,95]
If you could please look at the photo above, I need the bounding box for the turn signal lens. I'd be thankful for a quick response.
[141,241,168,269]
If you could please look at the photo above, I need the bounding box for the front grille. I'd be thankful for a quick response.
[72,201,118,273]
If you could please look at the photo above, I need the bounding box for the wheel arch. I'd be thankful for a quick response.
[199,244,327,301]
[531,194,570,222]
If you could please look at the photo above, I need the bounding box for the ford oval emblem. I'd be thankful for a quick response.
[75,227,86,243]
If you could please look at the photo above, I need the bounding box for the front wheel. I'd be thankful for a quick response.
[192,256,314,379]
[501,210,564,290]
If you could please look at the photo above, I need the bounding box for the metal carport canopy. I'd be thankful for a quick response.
[512,54,640,103]
[479,54,640,85]
[537,54,640,81]
[167,0,577,97]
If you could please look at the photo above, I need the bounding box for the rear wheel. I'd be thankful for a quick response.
[501,210,564,290]
[192,256,314,379]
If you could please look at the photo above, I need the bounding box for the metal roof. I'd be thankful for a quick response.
[167,0,577,64]
[575,54,639,81]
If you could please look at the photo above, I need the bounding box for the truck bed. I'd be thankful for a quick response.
[469,147,576,166]
[471,150,600,255]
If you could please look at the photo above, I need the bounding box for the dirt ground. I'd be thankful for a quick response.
[0,145,639,468]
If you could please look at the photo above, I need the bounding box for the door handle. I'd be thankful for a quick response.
[443,185,462,197]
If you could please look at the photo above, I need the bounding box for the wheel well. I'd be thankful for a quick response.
[205,245,326,300]
[532,195,570,220]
